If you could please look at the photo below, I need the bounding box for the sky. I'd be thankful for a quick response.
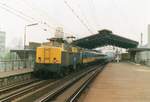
[0,0,150,48]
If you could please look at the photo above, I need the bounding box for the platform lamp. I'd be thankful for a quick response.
[23,23,38,69]
[24,23,39,49]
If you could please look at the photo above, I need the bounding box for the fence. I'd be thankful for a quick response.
[0,59,35,72]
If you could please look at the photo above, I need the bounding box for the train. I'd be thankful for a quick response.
[33,38,108,79]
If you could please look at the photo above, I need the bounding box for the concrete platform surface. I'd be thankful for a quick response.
[0,68,33,78]
[83,62,150,102]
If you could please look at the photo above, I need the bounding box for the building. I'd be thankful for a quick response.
[128,25,150,66]
[0,31,6,52]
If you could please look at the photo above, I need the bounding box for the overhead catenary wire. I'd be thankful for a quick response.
[0,0,90,39]
[64,0,93,34]
[0,3,33,22]
[88,0,99,29]
[20,0,83,38]
[18,0,78,38]
[0,0,54,27]
[17,0,57,30]
[77,0,97,30]
[0,1,55,32]
[0,1,38,22]
[76,1,96,32]
[16,0,73,36]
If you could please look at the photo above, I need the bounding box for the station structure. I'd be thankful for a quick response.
[0,29,139,87]
[72,29,138,49]
[72,29,150,102]
[1,29,150,102]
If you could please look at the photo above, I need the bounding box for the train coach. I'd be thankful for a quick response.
[33,38,108,79]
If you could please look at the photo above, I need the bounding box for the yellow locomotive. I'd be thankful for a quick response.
[34,38,107,79]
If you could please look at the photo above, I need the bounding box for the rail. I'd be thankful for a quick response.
[0,63,108,102]
[0,79,54,102]
[67,65,105,102]
[35,64,106,102]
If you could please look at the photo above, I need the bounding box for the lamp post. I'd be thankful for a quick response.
[23,23,48,68]
[23,23,38,68]
[24,23,38,49]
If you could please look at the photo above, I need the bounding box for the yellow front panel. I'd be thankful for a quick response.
[36,47,62,64]
[44,48,50,64]
[36,47,45,63]
[49,47,62,64]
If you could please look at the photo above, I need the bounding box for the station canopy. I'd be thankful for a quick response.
[72,29,139,49]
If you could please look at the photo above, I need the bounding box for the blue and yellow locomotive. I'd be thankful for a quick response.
[34,38,107,79]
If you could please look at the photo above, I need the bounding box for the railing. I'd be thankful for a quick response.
[0,59,35,72]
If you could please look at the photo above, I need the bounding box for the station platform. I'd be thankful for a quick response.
[83,62,150,102]
[0,68,33,78]
[0,68,33,87]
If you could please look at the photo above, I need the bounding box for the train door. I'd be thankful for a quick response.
[44,48,50,63]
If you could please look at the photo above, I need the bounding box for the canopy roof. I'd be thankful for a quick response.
[72,30,138,49]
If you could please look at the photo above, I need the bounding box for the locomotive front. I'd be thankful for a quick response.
[34,46,63,78]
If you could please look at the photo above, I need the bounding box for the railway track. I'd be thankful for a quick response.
[0,63,107,102]
[37,64,105,102]
[0,79,54,102]
[16,64,106,102]
[0,79,39,95]
[67,66,104,102]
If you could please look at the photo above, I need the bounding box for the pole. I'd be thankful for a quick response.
[141,33,143,46]
[24,26,26,49]
[24,23,38,49]
[24,26,26,68]
[23,23,39,68]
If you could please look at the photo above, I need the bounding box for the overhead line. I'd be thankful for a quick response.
[0,2,49,29]
[18,0,81,37]
[64,0,93,34]
[0,2,38,22]
[0,4,32,22]
[76,1,97,32]
[0,2,55,34]
[0,0,81,37]
[89,0,99,28]
[17,0,61,31]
